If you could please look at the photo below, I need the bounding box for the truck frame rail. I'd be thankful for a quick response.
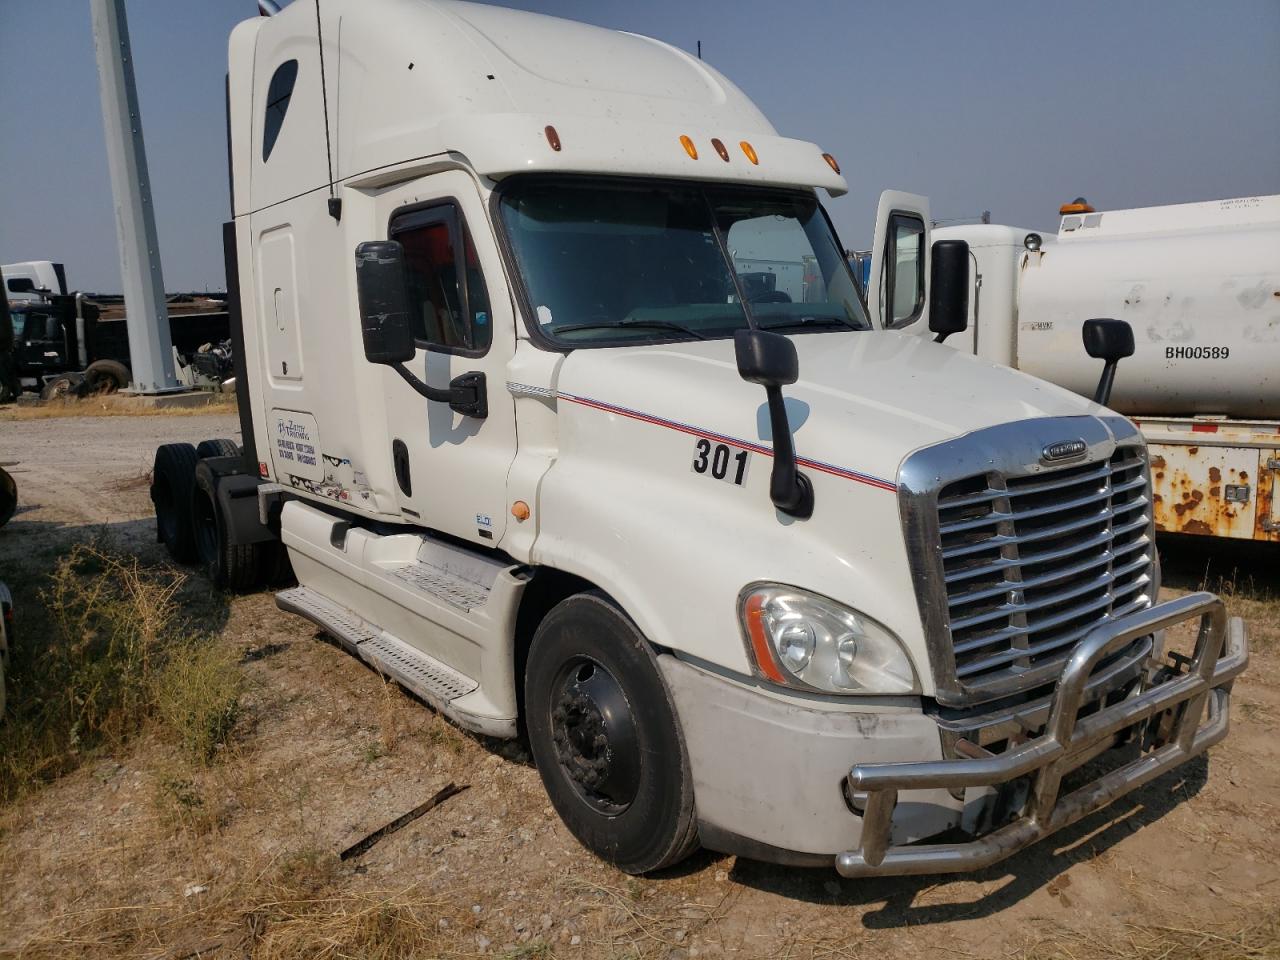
[836,592,1248,877]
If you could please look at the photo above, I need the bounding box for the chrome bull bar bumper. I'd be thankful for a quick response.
[836,592,1248,878]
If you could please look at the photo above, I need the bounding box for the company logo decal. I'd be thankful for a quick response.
[1042,439,1088,463]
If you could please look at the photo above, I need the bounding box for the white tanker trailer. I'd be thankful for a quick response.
[933,195,1280,543]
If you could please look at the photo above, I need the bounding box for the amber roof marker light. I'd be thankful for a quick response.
[822,152,841,175]
[679,134,699,160]
[1060,196,1094,215]
[711,137,730,162]
[544,125,561,151]
[739,140,758,165]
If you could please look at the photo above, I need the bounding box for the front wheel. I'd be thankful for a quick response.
[525,592,699,874]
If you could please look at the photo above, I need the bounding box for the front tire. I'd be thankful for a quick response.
[525,592,699,874]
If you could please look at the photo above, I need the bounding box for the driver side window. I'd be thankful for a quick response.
[881,213,925,328]
[390,203,493,355]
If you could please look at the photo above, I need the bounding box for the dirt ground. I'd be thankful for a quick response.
[0,410,1277,959]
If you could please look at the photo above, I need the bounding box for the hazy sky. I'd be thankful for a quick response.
[2,0,1277,292]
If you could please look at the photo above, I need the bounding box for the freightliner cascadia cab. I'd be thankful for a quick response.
[151,0,1247,876]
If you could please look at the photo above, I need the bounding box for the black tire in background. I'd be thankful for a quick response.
[0,466,16,528]
[83,359,131,394]
[191,473,260,591]
[524,591,699,875]
[151,443,199,563]
[195,438,241,459]
[39,374,83,401]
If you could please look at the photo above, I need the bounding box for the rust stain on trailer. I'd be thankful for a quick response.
[1149,443,1261,540]
[1258,455,1279,542]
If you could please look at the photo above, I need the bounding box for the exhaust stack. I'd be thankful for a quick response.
[258,0,282,15]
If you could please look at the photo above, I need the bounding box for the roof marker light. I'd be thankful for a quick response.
[544,125,561,152]
[822,152,841,174]
[680,135,698,160]
[711,138,730,162]
[1060,196,1094,215]
[740,140,758,165]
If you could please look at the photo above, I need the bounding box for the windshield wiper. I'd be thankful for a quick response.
[552,319,710,341]
[756,315,859,332]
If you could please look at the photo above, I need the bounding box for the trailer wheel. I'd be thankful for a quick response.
[191,474,260,591]
[152,443,199,563]
[84,359,131,394]
[195,438,240,459]
[525,592,699,875]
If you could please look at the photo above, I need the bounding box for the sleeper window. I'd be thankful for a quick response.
[262,59,299,163]
[391,205,492,353]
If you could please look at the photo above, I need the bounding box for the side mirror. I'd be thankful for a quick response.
[355,241,415,365]
[928,239,969,343]
[354,240,488,419]
[734,329,813,519]
[1081,318,1134,406]
[735,326,798,387]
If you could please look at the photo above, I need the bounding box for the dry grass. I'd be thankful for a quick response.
[1021,916,1280,959]
[0,392,235,419]
[0,543,243,801]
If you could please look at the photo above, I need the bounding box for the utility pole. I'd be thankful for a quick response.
[90,0,181,394]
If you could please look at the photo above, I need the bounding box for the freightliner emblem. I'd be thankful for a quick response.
[1042,439,1088,463]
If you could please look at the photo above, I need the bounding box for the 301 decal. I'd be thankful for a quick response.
[692,438,750,486]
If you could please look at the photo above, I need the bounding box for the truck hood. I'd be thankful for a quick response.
[555,330,1101,487]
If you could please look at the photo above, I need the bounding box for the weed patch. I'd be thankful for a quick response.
[0,544,241,801]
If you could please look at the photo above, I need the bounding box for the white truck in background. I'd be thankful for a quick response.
[929,196,1280,543]
[150,0,1247,877]
[2,261,68,304]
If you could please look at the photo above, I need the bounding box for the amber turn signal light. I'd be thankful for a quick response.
[739,140,758,165]
[544,125,561,151]
[822,152,840,174]
[679,134,698,160]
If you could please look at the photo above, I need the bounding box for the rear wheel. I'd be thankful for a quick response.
[192,474,260,591]
[152,443,199,563]
[84,359,131,394]
[525,592,699,874]
[196,438,240,459]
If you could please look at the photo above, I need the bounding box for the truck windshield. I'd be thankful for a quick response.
[497,178,869,346]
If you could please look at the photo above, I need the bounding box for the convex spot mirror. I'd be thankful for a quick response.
[355,240,416,365]
[928,239,969,343]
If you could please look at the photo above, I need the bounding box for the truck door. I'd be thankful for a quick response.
[377,171,517,548]
[868,191,929,332]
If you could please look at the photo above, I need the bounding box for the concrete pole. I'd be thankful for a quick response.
[90,0,181,394]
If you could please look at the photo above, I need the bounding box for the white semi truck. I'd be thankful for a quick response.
[932,196,1280,543]
[151,0,1247,876]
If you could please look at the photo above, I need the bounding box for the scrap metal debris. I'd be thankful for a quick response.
[338,782,469,861]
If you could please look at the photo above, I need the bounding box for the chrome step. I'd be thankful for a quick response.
[275,585,479,703]
[387,561,491,611]
[276,585,377,654]
[360,632,478,702]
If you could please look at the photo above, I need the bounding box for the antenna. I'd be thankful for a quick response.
[314,0,340,221]
[696,40,702,59]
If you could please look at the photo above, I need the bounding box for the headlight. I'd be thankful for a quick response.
[739,584,918,695]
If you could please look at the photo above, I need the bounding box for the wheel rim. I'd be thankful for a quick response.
[549,656,642,814]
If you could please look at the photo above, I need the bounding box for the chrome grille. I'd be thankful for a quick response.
[935,445,1154,693]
